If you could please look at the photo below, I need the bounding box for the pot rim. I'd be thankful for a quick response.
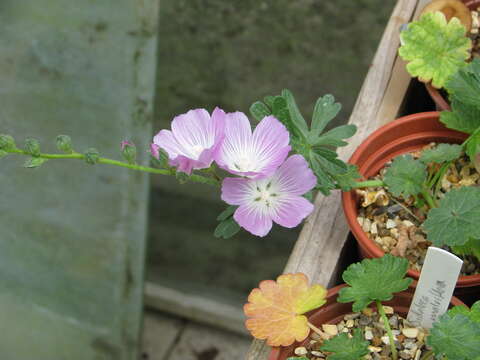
[341,111,480,287]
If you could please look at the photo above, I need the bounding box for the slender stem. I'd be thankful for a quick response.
[307,321,325,338]
[350,179,385,189]
[376,300,397,360]
[421,188,437,209]
[6,148,219,186]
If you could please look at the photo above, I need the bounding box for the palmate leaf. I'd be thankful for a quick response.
[399,12,472,88]
[311,94,342,138]
[419,143,462,164]
[320,329,369,360]
[244,273,327,347]
[384,155,427,198]
[338,255,412,312]
[445,58,480,109]
[440,97,480,134]
[465,130,480,173]
[448,301,480,323]
[427,312,480,360]
[424,187,480,247]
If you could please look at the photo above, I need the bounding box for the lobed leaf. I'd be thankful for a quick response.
[338,255,412,312]
[312,124,357,148]
[320,329,369,360]
[311,94,342,138]
[24,157,48,169]
[445,57,480,109]
[384,155,427,198]
[282,89,309,139]
[399,12,471,88]
[244,273,327,347]
[249,101,272,122]
[448,301,480,324]
[427,312,480,360]
[424,186,480,247]
[419,143,462,164]
[440,97,480,134]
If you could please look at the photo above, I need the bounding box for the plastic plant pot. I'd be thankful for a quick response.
[341,112,480,297]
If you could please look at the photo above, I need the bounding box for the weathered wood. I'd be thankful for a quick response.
[166,322,251,360]
[141,311,184,360]
[144,282,248,336]
[245,0,424,358]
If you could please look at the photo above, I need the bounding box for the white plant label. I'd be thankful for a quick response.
[407,247,463,328]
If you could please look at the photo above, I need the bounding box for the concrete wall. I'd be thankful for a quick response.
[0,1,159,359]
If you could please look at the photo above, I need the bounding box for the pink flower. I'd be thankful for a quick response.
[121,140,133,150]
[215,113,291,179]
[152,108,226,174]
[221,155,317,237]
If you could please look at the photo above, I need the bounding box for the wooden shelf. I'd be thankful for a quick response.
[245,0,431,358]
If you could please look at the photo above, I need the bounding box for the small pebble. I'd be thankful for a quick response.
[402,328,419,339]
[294,347,308,356]
[322,324,338,336]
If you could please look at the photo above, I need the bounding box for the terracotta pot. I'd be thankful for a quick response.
[342,112,480,293]
[423,0,480,111]
[269,283,466,360]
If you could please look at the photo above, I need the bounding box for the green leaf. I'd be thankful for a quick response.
[320,329,369,360]
[216,205,237,221]
[249,101,272,122]
[448,301,480,324]
[24,157,48,168]
[445,57,480,109]
[465,130,480,172]
[440,97,480,134]
[312,124,357,148]
[271,95,296,138]
[0,134,16,151]
[311,94,342,138]
[282,89,309,139]
[214,217,241,239]
[424,187,480,247]
[334,164,361,192]
[263,95,275,108]
[453,238,480,259]
[175,171,189,184]
[399,12,471,88]
[338,255,412,312]
[420,143,462,164]
[427,313,480,360]
[384,155,427,198]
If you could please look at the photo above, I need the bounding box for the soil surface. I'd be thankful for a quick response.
[356,145,480,276]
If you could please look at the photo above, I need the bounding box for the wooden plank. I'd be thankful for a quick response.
[245,0,424,358]
[141,311,184,360]
[144,282,248,336]
[165,322,251,360]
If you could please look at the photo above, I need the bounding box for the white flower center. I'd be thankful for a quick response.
[188,144,205,160]
[234,156,254,172]
[252,181,280,211]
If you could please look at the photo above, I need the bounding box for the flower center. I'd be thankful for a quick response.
[254,183,278,207]
[234,156,254,172]
[190,144,205,159]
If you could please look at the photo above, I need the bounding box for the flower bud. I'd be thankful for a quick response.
[56,135,73,153]
[121,140,137,164]
[150,144,169,168]
[25,138,40,156]
[84,148,100,165]
[0,134,16,151]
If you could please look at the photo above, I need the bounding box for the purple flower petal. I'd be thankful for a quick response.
[221,177,252,205]
[220,154,317,237]
[216,113,290,178]
[272,154,317,195]
[152,108,225,174]
[234,204,273,237]
[271,196,314,228]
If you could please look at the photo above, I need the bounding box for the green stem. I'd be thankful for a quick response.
[7,148,219,186]
[350,179,385,189]
[421,188,437,209]
[376,300,397,360]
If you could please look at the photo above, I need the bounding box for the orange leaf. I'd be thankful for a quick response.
[244,273,327,346]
